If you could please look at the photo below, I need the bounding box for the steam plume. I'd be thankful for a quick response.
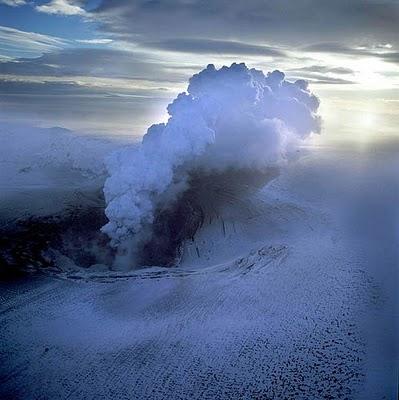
[102,63,321,255]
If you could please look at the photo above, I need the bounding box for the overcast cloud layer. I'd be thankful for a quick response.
[0,0,398,133]
[93,1,399,45]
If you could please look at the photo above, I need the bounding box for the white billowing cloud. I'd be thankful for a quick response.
[102,63,321,249]
[0,0,26,6]
[35,0,85,16]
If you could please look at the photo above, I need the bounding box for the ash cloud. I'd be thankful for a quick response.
[102,63,321,265]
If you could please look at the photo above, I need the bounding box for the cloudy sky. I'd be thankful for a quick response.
[1,0,398,138]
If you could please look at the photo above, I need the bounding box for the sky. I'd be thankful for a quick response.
[0,0,398,140]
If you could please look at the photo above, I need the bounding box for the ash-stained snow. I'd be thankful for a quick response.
[0,238,369,400]
[1,144,397,399]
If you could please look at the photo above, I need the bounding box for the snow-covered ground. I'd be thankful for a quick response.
[0,123,131,223]
[0,132,397,399]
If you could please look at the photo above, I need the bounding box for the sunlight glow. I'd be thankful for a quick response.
[359,113,377,129]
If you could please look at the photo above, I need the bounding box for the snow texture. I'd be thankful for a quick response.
[1,145,397,399]
[0,122,127,222]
